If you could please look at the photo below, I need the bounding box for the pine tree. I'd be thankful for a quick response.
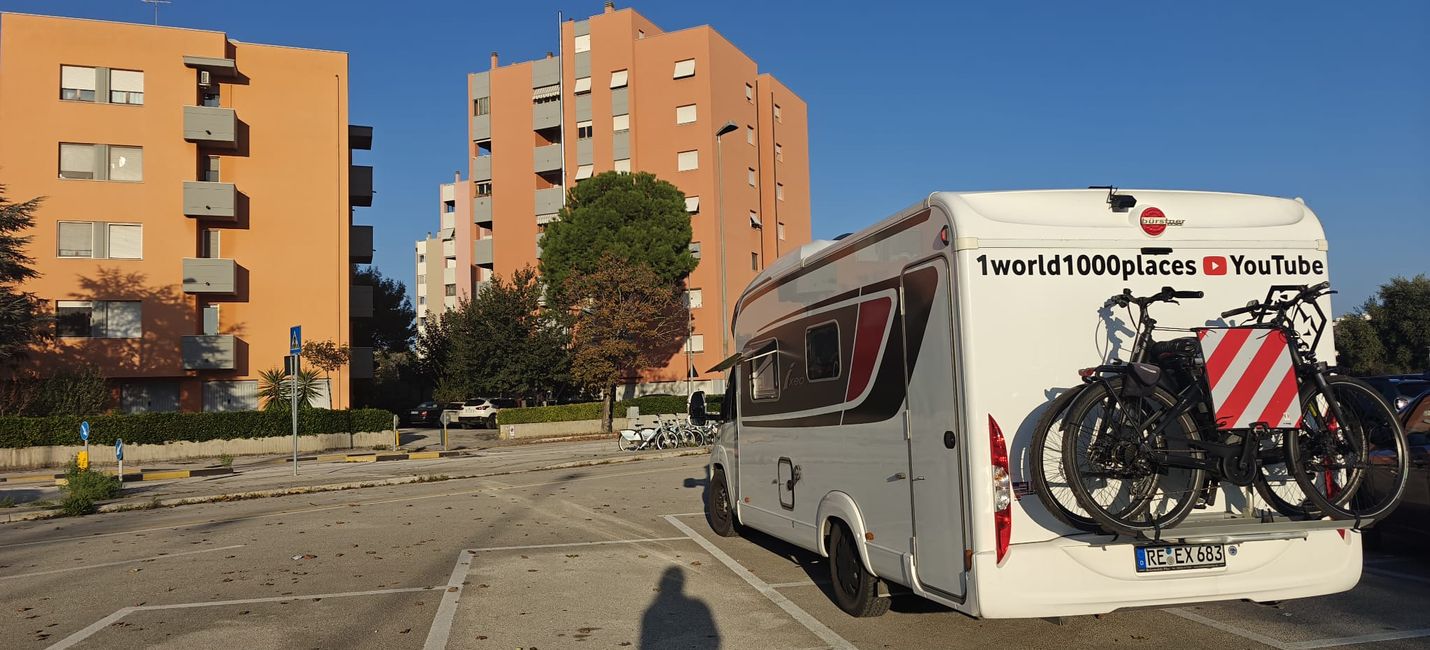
[0,185,45,367]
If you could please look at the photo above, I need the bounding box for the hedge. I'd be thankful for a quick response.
[499,395,724,425]
[0,408,395,449]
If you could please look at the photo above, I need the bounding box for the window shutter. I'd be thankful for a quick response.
[61,66,96,90]
[108,146,143,181]
[59,143,97,178]
[573,34,591,53]
[677,150,698,171]
[609,69,628,88]
[685,196,700,213]
[575,164,594,179]
[104,301,142,339]
[107,224,142,259]
[675,104,697,124]
[613,159,630,172]
[612,114,629,132]
[57,222,95,257]
[573,77,591,94]
[110,69,143,92]
[673,59,696,79]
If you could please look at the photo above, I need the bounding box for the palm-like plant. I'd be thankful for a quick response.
[258,367,323,411]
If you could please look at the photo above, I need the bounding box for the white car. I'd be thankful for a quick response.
[456,398,500,429]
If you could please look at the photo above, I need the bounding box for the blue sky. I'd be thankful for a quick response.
[4,0,1426,314]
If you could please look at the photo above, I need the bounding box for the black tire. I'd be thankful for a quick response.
[827,521,890,617]
[1029,385,1102,533]
[1252,428,1321,520]
[1061,377,1206,536]
[707,467,740,537]
[486,415,498,430]
[1288,376,1408,523]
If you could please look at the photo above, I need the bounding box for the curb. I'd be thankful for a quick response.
[3,447,707,523]
[19,466,237,487]
[292,450,466,464]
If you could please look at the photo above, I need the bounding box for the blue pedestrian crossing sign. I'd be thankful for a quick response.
[80,420,90,442]
[115,439,124,461]
[290,325,302,355]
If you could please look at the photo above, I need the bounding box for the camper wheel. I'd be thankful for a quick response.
[707,467,740,537]
[827,521,890,617]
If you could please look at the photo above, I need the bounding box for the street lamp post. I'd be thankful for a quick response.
[714,121,739,366]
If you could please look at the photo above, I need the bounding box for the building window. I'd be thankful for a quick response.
[747,341,779,400]
[745,83,754,102]
[574,34,591,53]
[613,114,630,132]
[686,334,705,353]
[686,288,703,309]
[59,143,97,179]
[417,274,426,285]
[60,65,97,102]
[751,252,760,270]
[56,300,141,338]
[748,168,757,187]
[673,58,696,79]
[418,254,426,264]
[445,284,457,296]
[577,120,593,139]
[776,183,784,200]
[775,143,783,162]
[805,322,841,381]
[443,200,456,214]
[418,296,426,306]
[107,223,142,259]
[675,104,697,125]
[777,222,786,240]
[202,229,221,258]
[108,145,143,182]
[613,159,631,173]
[677,150,699,171]
[749,211,762,228]
[685,196,700,213]
[56,221,94,257]
[204,155,221,182]
[475,181,493,196]
[573,77,592,94]
[109,69,144,105]
[474,96,490,116]
[746,125,755,145]
[476,140,492,157]
[774,104,783,121]
[533,85,560,104]
[610,69,628,88]
[575,164,594,180]
[689,241,701,259]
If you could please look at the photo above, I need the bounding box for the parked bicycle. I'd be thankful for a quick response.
[1038,283,1409,536]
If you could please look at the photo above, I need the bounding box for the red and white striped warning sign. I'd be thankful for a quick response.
[1197,328,1303,430]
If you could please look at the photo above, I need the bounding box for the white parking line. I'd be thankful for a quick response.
[422,549,474,650]
[470,537,692,552]
[768,580,820,589]
[1288,629,1430,649]
[1167,605,1430,650]
[663,514,856,650]
[1,544,244,581]
[45,586,440,650]
[1163,607,1291,649]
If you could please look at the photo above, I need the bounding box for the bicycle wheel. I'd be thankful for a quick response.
[1252,428,1320,519]
[1288,375,1408,523]
[1029,385,1101,533]
[1061,377,1206,536]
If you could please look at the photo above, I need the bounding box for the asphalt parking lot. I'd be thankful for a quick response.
[3,453,1428,649]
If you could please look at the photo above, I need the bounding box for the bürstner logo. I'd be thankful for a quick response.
[1139,207,1181,237]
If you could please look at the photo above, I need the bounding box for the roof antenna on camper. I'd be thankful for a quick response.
[1090,185,1137,212]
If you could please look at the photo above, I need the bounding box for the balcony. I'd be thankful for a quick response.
[182,258,236,294]
[473,196,493,226]
[349,346,374,379]
[183,181,236,220]
[350,165,373,208]
[535,187,563,221]
[473,238,493,267]
[182,334,236,370]
[472,114,491,141]
[533,144,562,173]
[351,225,373,263]
[442,267,456,285]
[351,284,373,319]
[533,101,561,130]
[472,156,492,182]
[183,106,237,146]
[349,125,373,150]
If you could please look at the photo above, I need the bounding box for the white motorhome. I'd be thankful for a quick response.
[705,189,1360,618]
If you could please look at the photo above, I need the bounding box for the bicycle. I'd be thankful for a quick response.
[1052,283,1409,536]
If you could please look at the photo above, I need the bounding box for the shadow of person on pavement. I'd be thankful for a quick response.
[639,566,720,649]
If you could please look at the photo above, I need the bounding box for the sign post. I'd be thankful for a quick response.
[115,438,125,486]
[289,325,302,476]
[78,421,90,470]
[438,410,452,451]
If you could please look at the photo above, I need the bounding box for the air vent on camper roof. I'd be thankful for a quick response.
[1089,185,1137,212]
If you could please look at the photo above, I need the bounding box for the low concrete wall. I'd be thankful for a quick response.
[0,431,395,470]
[502,418,634,440]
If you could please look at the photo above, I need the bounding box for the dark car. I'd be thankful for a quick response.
[405,401,443,427]
[1362,374,1430,412]
[1366,390,1430,542]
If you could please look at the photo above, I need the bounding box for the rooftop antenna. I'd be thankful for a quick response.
[141,0,171,25]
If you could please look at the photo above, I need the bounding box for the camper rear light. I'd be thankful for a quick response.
[989,414,1012,565]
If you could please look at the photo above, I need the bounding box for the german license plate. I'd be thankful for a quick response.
[1135,544,1225,572]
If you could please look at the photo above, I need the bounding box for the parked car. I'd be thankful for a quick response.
[405,401,443,427]
[1362,374,1430,411]
[456,398,509,429]
[1370,390,1430,540]
[440,402,464,427]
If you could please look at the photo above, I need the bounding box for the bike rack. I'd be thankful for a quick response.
[1132,515,1363,545]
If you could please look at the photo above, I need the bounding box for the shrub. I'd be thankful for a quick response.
[498,394,724,425]
[60,459,121,516]
[0,408,395,448]
[0,366,108,417]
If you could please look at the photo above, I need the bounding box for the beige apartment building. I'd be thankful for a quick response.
[421,2,810,393]
[0,13,375,412]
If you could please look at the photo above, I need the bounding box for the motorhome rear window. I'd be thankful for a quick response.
[805,322,840,381]
[747,340,779,401]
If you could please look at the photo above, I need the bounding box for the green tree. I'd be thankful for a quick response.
[0,185,46,367]
[436,267,570,403]
[353,266,416,353]
[568,257,687,432]
[258,366,323,411]
[1335,275,1430,375]
[538,171,697,308]
[302,339,350,383]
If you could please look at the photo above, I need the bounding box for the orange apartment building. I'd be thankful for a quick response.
[0,13,376,412]
[421,2,810,393]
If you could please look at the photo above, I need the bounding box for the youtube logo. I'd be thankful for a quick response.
[1203,256,1228,275]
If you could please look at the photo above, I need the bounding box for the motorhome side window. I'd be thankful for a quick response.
[747,341,779,401]
[805,322,840,381]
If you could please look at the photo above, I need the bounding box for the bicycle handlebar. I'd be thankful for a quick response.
[1220,282,1334,320]
[1106,286,1204,309]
